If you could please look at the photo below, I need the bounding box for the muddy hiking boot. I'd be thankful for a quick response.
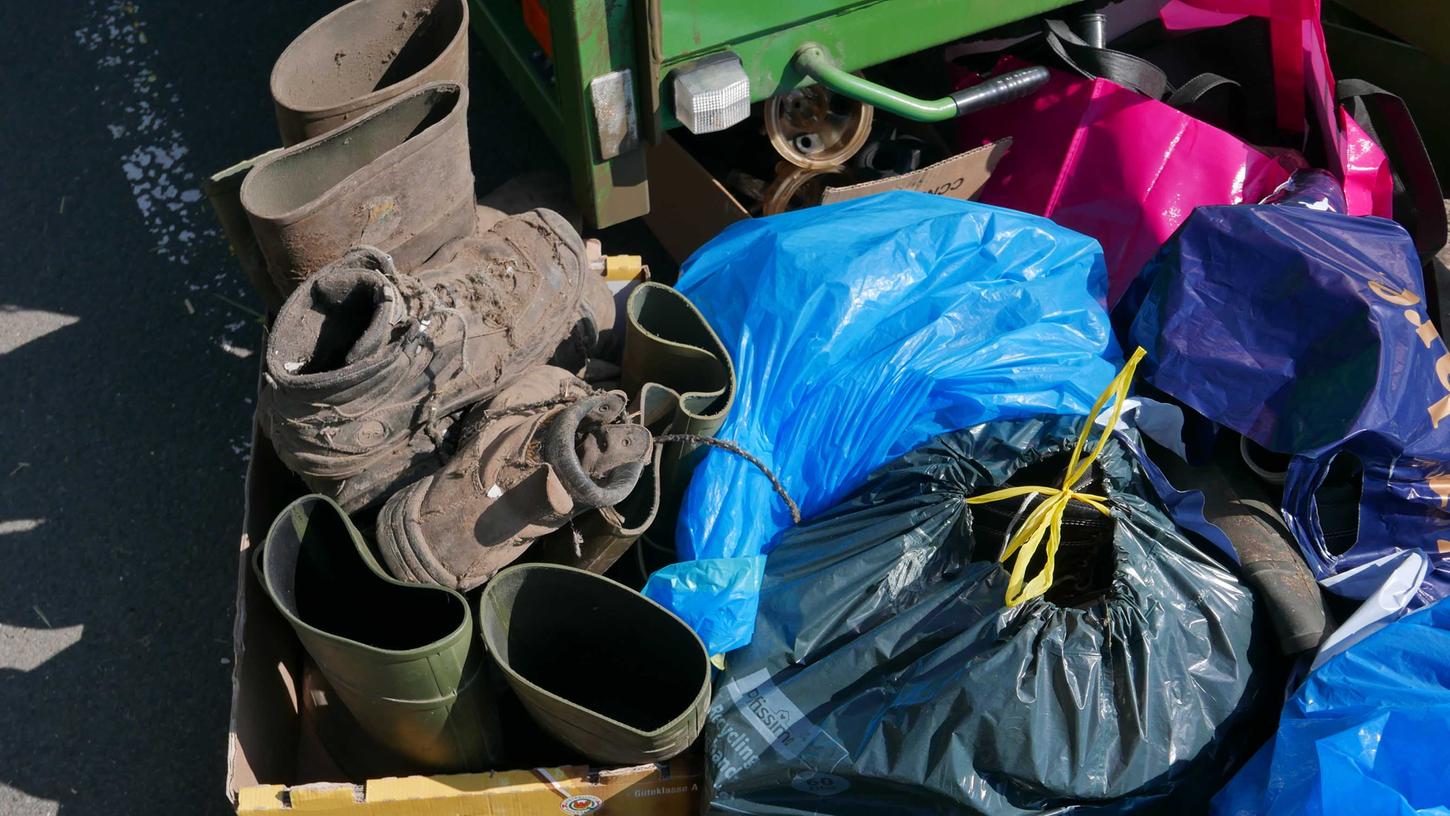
[259,211,608,513]
[255,494,502,773]
[270,0,470,146]
[241,81,476,299]
[376,366,653,590]
[478,563,711,764]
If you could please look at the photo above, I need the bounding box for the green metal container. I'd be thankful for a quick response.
[469,0,1078,226]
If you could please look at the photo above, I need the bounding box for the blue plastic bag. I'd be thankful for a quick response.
[1212,599,1450,816]
[642,192,1120,654]
[1117,201,1450,605]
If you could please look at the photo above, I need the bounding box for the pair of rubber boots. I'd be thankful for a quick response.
[258,494,710,773]
[205,0,492,311]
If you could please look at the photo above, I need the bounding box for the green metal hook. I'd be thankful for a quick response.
[792,43,1050,122]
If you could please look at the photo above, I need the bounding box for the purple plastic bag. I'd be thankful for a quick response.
[1116,193,1450,604]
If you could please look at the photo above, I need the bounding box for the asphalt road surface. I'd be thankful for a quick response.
[0,2,665,813]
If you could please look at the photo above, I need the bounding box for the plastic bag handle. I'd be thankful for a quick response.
[1043,19,1170,99]
[1042,19,1244,116]
[1337,80,1447,262]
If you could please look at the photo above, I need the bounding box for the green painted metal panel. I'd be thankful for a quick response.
[659,0,879,56]
[470,0,649,228]
[654,0,1074,126]
[546,0,650,227]
[470,0,565,145]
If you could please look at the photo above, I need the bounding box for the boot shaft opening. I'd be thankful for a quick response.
[266,497,464,650]
[268,265,398,382]
[272,0,467,113]
[244,83,461,219]
[481,566,707,733]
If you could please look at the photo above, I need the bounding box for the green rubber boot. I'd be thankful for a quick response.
[551,283,735,571]
[478,563,711,764]
[256,494,501,773]
[622,282,735,477]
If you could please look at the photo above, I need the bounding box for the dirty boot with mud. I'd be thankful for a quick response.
[258,209,607,512]
[376,366,652,590]
[256,494,501,773]
[270,0,470,146]
[241,81,475,298]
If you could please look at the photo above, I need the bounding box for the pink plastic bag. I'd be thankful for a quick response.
[957,58,1298,304]
[956,0,1394,305]
[1160,0,1393,216]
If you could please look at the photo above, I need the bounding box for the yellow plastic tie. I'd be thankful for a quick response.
[966,347,1148,607]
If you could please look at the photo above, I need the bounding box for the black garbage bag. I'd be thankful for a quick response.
[705,415,1282,815]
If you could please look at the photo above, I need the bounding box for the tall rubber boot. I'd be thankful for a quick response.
[203,151,285,314]
[559,283,735,570]
[256,494,501,772]
[240,81,475,299]
[271,0,470,146]
[478,564,711,764]
[542,283,734,574]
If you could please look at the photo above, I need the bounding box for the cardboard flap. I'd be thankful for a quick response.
[820,138,1011,205]
[644,137,750,263]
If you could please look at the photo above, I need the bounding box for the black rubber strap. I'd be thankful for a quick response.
[1166,73,1241,108]
[1337,79,1446,261]
[1044,19,1170,100]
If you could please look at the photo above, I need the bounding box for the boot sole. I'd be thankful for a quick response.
[376,474,459,588]
[375,465,567,591]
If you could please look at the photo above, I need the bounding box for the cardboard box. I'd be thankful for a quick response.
[643,134,1010,262]
[227,430,701,815]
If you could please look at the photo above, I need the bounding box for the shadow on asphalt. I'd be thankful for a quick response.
[0,1,667,813]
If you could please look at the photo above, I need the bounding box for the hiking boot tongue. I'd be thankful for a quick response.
[309,270,395,365]
[271,258,401,379]
[541,393,650,507]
